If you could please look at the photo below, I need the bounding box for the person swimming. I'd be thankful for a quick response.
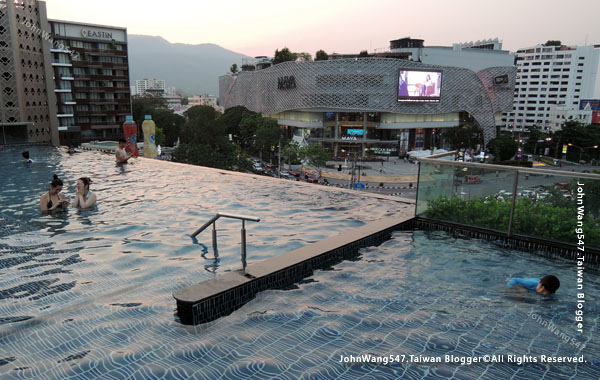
[72,177,97,209]
[40,175,69,212]
[508,275,560,295]
[22,150,33,163]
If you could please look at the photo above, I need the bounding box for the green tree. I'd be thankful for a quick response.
[132,95,168,129]
[545,40,562,46]
[298,144,329,168]
[238,112,259,150]
[442,124,483,150]
[220,106,255,141]
[254,117,281,162]
[230,63,239,74]
[283,141,300,169]
[273,47,297,64]
[487,135,518,161]
[296,52,312,61]
[151,108,185,147]
[554,121,600,162]
[524,125,548,154]
[181,97,189,106]
[315,50,329,61]
[173,117,239,170]
[184,105,220,123]
[155,127,166,146]
[358,50,370,57]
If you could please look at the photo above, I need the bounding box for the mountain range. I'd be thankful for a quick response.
[127,35,251,96]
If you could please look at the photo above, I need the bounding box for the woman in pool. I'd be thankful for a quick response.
[72,177,97,209]
[40,175,69,212]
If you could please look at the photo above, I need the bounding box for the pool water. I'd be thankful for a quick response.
[1,146,598,379]
[0,145,410,378]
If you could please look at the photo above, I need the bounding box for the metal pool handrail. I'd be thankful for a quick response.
[191,213,260,272]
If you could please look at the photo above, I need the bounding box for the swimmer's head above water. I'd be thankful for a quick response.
[50,174,63,194]
[536,275,560,295]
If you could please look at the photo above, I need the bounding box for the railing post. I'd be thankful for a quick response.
[507,171,519,236]
[241,219,247,272]
[212,222,218,256]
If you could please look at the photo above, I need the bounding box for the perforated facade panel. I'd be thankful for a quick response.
[0,0,58,144]
[220,59,516,144]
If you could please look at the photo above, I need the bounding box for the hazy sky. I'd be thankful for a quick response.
[46,0,600,57]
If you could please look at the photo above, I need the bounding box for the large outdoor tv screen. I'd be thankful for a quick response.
[398,69,442,102]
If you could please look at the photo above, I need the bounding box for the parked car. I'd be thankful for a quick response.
[519,189,536,198]
[537,192,551,200]
[253,163,263,172]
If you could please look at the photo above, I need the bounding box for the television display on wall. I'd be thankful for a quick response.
[398,69,442,103]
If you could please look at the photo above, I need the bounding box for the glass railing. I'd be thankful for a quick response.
[416,158,600,250]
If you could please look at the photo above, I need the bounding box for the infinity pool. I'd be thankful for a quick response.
[0,146,597,379]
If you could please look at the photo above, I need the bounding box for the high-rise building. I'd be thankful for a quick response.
[49,19,131,145]
[0,0,59,145]
[0,0,131,146]
[503,44,600,133]
[385,37,514,72]
[133,78,165,96]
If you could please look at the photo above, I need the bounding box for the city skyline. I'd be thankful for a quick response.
[45,0,600,57]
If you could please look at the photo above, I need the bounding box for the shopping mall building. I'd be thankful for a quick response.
[219,54,516,157]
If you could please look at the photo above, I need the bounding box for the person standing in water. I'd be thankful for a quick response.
[72,177,97,209]
[40,175,69,212]
[115,138,134,164]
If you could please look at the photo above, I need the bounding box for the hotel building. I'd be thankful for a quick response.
[49,19,131,146]
[503,44,600,133]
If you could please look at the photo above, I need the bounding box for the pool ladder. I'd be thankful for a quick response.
[191,213,260,272]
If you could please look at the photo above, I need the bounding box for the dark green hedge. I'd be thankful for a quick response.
[425,195,599,248]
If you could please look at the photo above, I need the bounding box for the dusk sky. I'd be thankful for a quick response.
[46,0,600,57]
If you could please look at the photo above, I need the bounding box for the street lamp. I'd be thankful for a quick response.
[568,143,599,163]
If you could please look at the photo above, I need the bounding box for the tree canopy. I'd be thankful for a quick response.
[273,47,297,64]
[487,135,518,161]
[184,105,220,123]
[523,125,548,154]
[315,50,329,61]
[298,144,329,167]
[544,40,562,46]
[442,124,483,150]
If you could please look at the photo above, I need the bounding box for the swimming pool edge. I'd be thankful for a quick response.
[173,213,415,325]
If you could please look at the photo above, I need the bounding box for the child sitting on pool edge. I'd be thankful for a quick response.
[508,275,560,295]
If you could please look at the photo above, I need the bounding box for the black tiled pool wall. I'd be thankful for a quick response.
[178,225,399,325]
[177,216,598,325]
[413,218,600,269]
